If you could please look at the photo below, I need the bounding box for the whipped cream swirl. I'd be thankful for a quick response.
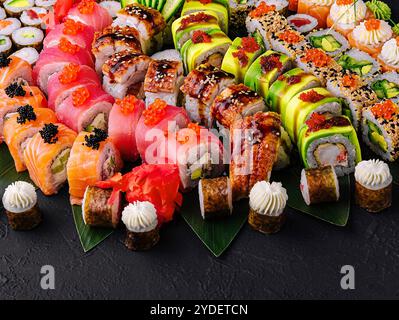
[355,159,392,190]
[352,20,392,46]
[249,181,288,216]
[380,38,399,66]
[2,181,37,213]
[122,201,158,233]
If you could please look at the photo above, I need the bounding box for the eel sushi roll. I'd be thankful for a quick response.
[3,106,57,172]
[34,0,56,10]
[306,29,349,58]
[92,25,142,74]
[115,3,166,55]
[198,177,233,220]
[221,36,263,83]
[67,129,123,205]
[361,99,399,162]
[180,29,232,73]
[12,26,44,50]
[211,83,266,129]
[244,51,293,99]
[11,47,39,65]
[337,48,380,79]
[298,114,362,176]
[102,50,151,100]
[377,37,399,73]
[99,0,122,18]
[266,67,321,114]
[82,186,123,228]
[4,0,34,17]
[297,0,333,28]
[23,123,77,196]
[269,28,308,60]
[122,201,160,251]
[20,7,47,28]
[2,181,41,231]
[370,72,399,103]
[0,35,12,55]
[284,87,342,142]
[248,181,288,234]
[180,64,235,128]
[300,165,339,205]
[144,59,184,107]
[0,18,21,36]
[287,14,318,34]
[354,159,392,213]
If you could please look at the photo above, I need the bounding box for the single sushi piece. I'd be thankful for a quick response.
[248,181,287,234]
[0,7,6,20]
[298,114,362,176]
[244,50,293,99]
[66,0,113,32]
[102,50,151,100]
[181,63,235,128]
[11,47,39,65]
[361,99,399,162]
[266,67,321,114]
[348,19,393,58]
[221,36,263,83]
[275,126,293,170]
[337,48,380,78]
[307,29,349,58]
[108,95,145,162]
[2,181,41,231]
[82,186,123,228]
[0,55,33,88]
[67,129,123,205]
[122,201,160,251]
[377,37,399,72]
[269,28,308,60]
[230,112,281,200]
[297,0,333,28]
[354,159,392,213]
[34,0,56,10]
[4,0,34,17]
[284,87,342,142]
[300,165,339,205]
[144,59,184,107]
[0,35,12,55]
[370,72,399,103]
[20,7,47,28]
[23,123,77,195]
[0,18,21,36]
[92,25,142,74]
[12,26,44,50]
[287,13,318,33]
[3,106,57,172]
[211,83,266,129]
[198,177,232,220]
[99,0,122,18]
[229,0,252,35]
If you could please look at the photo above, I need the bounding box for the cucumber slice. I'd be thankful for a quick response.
[161,0,185,21]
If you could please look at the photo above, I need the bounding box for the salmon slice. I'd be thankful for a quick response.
[0,56,33,89]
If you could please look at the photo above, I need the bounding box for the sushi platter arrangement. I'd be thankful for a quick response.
[0,0,398,256]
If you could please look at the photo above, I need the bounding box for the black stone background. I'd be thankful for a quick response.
[1,2,399,300]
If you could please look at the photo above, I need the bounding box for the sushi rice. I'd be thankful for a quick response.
[11,46,39,64]
[306,29,349,58]
[34,0,56,10]
[287,14,318,34]
[12,26,43,49]
[0,7,7,20]
[20,7,47,28]
[99,1,121,19]
[0,34,12,55]
[0,17,21,36]
[4,0,34,17]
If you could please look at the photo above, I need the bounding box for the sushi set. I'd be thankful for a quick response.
[0,0,398,255]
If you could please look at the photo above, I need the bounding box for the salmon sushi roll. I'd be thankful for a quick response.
[23,123,77,196]
[0,18,21,36]
[297,0,333,29]
[67,129,123,205]
[0,55,33,89]
[377,37,399,73]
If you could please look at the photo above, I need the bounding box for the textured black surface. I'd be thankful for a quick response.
[1,2,399,300]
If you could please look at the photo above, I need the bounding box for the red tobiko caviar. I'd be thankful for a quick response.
[365,19,381,31]
[371,100,398,119]
[277,30,302,44]
[305,113,327,132]
[232,50,249,67]
[249,2,276,18]
[261,54,283,72]
[78,0,96,15]
[63,19,84,35]
[192,30,212,44]
[241,37,260,53]
[299,89,325,103]
[72,87,90,107]
[199,0,212,4]
[116,95,138,115]
[58,63,80,84]
[287,75,302,85]
[301,49,332,67]
[58,37,80,54]
[143,99,167,126]
[342,74,359,90]
[179,12,213,30]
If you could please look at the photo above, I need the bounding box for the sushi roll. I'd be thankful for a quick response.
[377,37,399,73]
[348,19,393,58]
[229,0,252,35]
[180,64,235,128]
[0,7,6,20]
[298,114,362,176]
[337,48,380,78]
[82,186,123,228]
[11,47,39,65]
[211,83,266,129]
[306,29,349,58]
[4,0,34,17]
[221,36,263,83]
[3,106,57,172]
[2,181,41,231]
[254,0,289,13]
[0,18,21,36]
[122,201,160,251]
[244,51,293,99]
[248,181,288,234]
[198,177,233,220]
[151,49,182,62]
[370,72,399,103]
[300,165,340,205]
[354,159,392,213]
[20,7,47,28]
[92,25,142,74]
[269,28,308,60]
[287,14,318,33]
[23,123,77,196]
[99,0,122,18]
[144,59,184,107]
[67,129,123,205]
[297,0,333,28]
[0,35,12,55]
[12,26,44,49]
[361,99,399,162]
[102,50,151,100]
[34,0,56,10]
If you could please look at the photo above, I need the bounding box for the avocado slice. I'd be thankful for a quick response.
[371,79,399,99]
[367,120,388,152]
[310,35,342,52]
[338,55,374,76]
[51,149,71,175]
[0,39,6,45]
[7,0,30,7]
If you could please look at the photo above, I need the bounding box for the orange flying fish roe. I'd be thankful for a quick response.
[336,0,354,5]
[188,123,201,136]
[342,74,359,89]
[365,19,381,31]
[305,113,327,132]
[371,100,397,119]
[58,37,80,54]
[249,2,276,18]
[241,37,260,53]
[72,87,90,107]
[232,49,249,67]
[58,63,80,84]
[63,19,84,35]
[301,48,332,68]
[277,30,302,44]
[299,90,325,103]
[143,99,167,126]
[116,95,138,115]
[78,0,96,14]
[192,30,212,44]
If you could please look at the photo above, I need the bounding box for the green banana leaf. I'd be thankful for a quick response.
[389,163,399,185]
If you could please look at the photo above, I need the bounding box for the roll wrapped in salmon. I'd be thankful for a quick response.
[0,55,33,89]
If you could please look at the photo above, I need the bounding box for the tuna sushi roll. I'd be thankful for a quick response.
[34,0,56,10]
[287,14,318,33]
[20,7,47,28]
[144,59,184,107]
[300,165,340,206]
[99,0,122,18]
[298,114,362,176]
[4,0,34,17]
[67,129,123,205]
[306,29,349,58]
[12,26,44,49]
[337,48,380,78]
[0,18,21,36]
[377,37,399,72]
[11,47,39,65]
[297,0,333,28]
[361,99,399,162]
[23,123,77,196]
[0,35,12,55]
[269,28,308,60]
[370,72,399,103]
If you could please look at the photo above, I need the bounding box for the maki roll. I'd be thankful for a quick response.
[306,29,349,58]
[248,181,287,234]
[269,28,308,60]
[0,7,6,20]
[0,35,12,55]
[11,47,39,65]
[144,59,184,107]
[0,18,21,36]
[354,159,392,213]
[4,0,34,17]
[151,49,182,62]
[377,37,399,73]
[198,177,233,220]
[244,50,293,99]
[370,72,399,103]
[229,0,252,34]
[23,123,77,196]
[221,36,263,83]
[298,114,362,176]
[180,64,235,128]
[34,0,56,10]
[82,186,123,228]
[99,0,122,18]
[361,99,399,162]
[256,0,289,13]
[12,26,44,49]
[297,0,333,28]
[337,48,380,78]
[20,7,47,28]
[300,165,340,205]
[287,14,318,34]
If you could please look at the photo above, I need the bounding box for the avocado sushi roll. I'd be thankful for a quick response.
[4,0,34,17]
[20,7,46,28]
[0,35,12,55]
[0,17,21,36]
[307,29,349,58]
[337,48,380,79]
[369,72,399,103]
[270,28,308,60]
[12,26,43,49]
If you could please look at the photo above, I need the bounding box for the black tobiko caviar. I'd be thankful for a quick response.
[17,105,36,124]
[83,128,108,150]
[0,54,11,68]
[5,83,26,98]
[40,123,59,144]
